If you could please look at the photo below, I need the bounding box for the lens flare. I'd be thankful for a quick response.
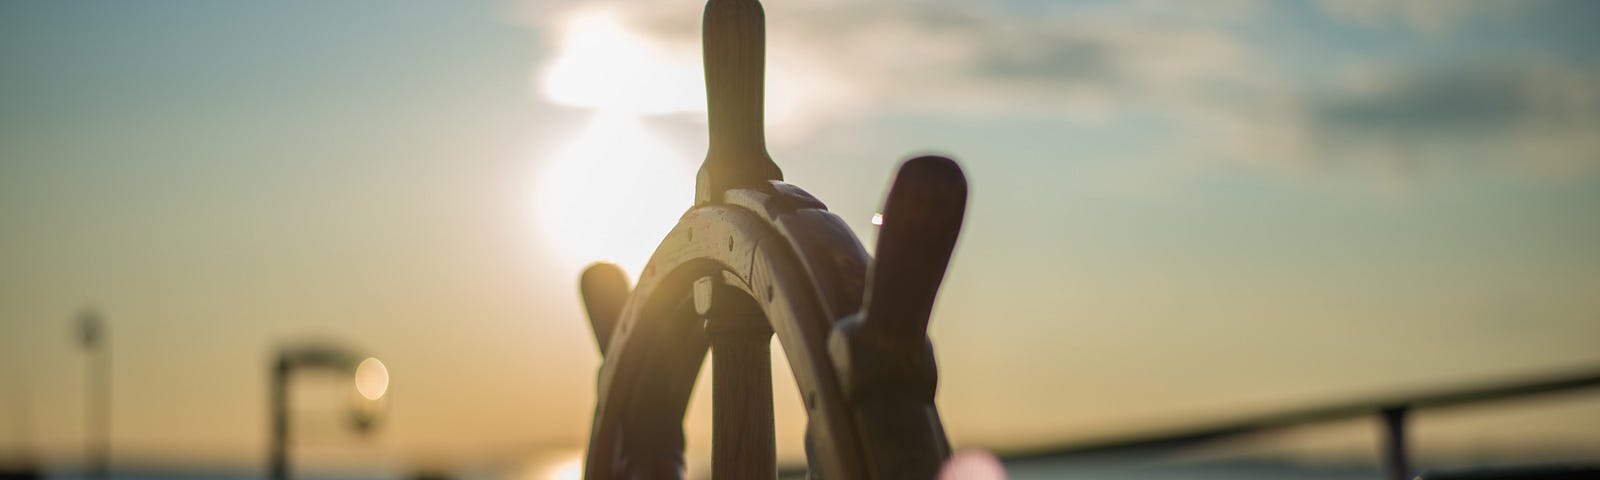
[354,357,389,400]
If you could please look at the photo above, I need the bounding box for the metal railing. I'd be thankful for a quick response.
[1003,364,1600,480]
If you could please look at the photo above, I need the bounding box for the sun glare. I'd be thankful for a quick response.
[534,8,703,279]
[536,113,694,279]
[544,456,583,480]
[540,9,704,114]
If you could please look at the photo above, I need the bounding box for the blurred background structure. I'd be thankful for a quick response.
[269,342,388,480]
[1,0,1598,478]
[73,309,109,480]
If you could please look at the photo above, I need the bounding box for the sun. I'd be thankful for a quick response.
[533,8,702,279]
[535,113,694,279]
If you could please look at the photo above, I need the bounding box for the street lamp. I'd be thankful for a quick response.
[75,308,109,480]
[269,342,389,480]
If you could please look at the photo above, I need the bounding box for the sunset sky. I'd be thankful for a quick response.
[2,0,1599,478]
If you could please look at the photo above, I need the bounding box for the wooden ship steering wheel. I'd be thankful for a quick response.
[577,1,968,478]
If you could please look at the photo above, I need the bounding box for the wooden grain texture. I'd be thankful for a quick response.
[698,0,781,203]
[708,314,775,479]
[581,179,961,479]
[583,193,876,479]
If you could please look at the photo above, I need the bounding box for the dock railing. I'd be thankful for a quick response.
[1003,364,1600,480]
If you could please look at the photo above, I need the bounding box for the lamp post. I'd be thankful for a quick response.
[268,343,388,480]
[75,309,109,480]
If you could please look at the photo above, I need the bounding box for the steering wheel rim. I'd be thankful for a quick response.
[584,182,900,479]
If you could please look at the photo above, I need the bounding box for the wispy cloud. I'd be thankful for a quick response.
[1305,61,1600,177]
[1311,0,1516,33]
[523,0,1600,181]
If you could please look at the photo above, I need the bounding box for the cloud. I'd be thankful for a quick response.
[1311,0,1519,34]
[590,0,1275,132]
[1304,62,1600,176]
[522,0,1600,179]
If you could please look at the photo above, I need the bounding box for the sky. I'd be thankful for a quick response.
[2,0,1599,478]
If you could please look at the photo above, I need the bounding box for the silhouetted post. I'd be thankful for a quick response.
[269,356,290,480]
[1380,406,1410,480]
[76,309,109,480]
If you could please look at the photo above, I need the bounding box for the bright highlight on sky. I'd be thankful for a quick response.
[540,455,583,480]
[354,357,389,401]
[539,8,705,114]
[535,7,700,278]
[534,112,693,277]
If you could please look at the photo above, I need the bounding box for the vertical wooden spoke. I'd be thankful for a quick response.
[710,320,775,479]
[700,275,776,479]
